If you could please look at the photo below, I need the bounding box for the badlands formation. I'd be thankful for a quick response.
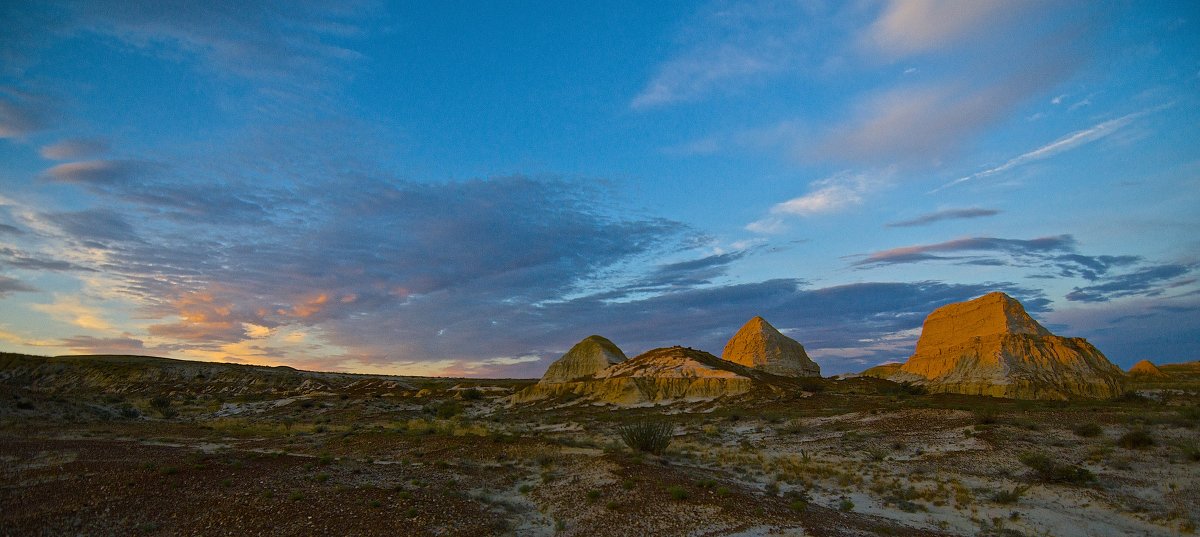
[537,335,627,383]
[722,316,820,377]
[1128,359,1168,377]
[514,316,815,405]
[519,292,1129,404]
[891,292,1124,399]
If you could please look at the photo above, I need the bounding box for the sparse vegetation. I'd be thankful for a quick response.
[617,421,673,455]
[990,485,1030,504]
[1019,452,1095,484]
[1073,423,1103,437]
[149,396,176,418]
[1116,429,1155,449]
[666,485,689,500]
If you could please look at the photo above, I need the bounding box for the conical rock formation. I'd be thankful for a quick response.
[538,335,626,384]
[722,317,820,377]
[895,292,1124,400]
[1128,359,1166,377]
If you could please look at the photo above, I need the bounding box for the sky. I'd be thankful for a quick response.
[1,1,1198,378]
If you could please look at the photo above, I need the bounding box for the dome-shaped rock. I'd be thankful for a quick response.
[538,335,626,384]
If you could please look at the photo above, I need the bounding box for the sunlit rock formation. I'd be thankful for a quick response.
[512,346,771,405]
[538,335,626,384]
[894,292,1124,400]
[1128,359,1166,377]
[722,316,821,377]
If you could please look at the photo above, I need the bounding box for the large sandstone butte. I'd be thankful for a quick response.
[895,292,1124,400]
[722,316,821,377]
[512,346,779,405]
[1128,359,1167,377]
[538,335,626,384]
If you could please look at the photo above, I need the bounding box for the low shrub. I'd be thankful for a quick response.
[666,485,688,500]
[617,421,673,455]
[1073,423,1103,437]
[1018,452,1094,484]
[1116,429,1154,449]
[990,485,1030,504]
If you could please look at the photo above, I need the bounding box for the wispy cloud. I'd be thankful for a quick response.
[0,275,37,297]
[811,55,1079,164]
[30,294,114,331]
[934,107,1166,192]
[863,0,1036,57]
[633,45,778,109]
[1066,264,1195,302]
[69,1,380,85]
[40,138,110,160]
[0,86,54,138]
[854,235,1075,267]
[886,207,999,227]
[748,172,884,233]
[630,1,845,109]
[41,159,159,185]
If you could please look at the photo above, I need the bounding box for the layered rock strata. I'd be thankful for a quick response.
[538,335,626,384]
[512,346,767,405]
[722,317,820,377]
[894,292,1124,400]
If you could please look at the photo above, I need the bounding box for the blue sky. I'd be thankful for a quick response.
[1,0,1197,377]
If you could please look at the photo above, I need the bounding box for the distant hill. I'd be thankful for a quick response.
[0,352,529,399]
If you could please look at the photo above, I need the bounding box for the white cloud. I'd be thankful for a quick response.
[633,45,777,109]
[864,0,1033,57]
[934,106,1166,192]
[748,172,885,232]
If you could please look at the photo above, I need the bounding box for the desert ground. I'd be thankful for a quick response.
[1,353,1197,536]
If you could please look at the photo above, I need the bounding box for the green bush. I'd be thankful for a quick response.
[434,401,462,419]
[1019,452,1094,484]
[1073,423,1103,437]
[1117,429,1154,449]
[666,485,688,500]
[617,421,673,455]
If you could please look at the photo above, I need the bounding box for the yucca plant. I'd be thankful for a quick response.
[617,421,674,455]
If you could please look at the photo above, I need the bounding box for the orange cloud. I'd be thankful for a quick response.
[279,293,329,318]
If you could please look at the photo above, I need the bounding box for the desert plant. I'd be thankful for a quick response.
[617,421,673,455]
[1018,452,1094,484]
[1073,423,1103,437]
[838,498,854,512]
[666,485,689,500]
[975,411,999,426]
[1178,441,1200,462]
[990,485,1030,504]
[149,396,176,418]
[1117,429,1154,449]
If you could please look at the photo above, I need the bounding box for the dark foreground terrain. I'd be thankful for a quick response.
[2,353,1198,536]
